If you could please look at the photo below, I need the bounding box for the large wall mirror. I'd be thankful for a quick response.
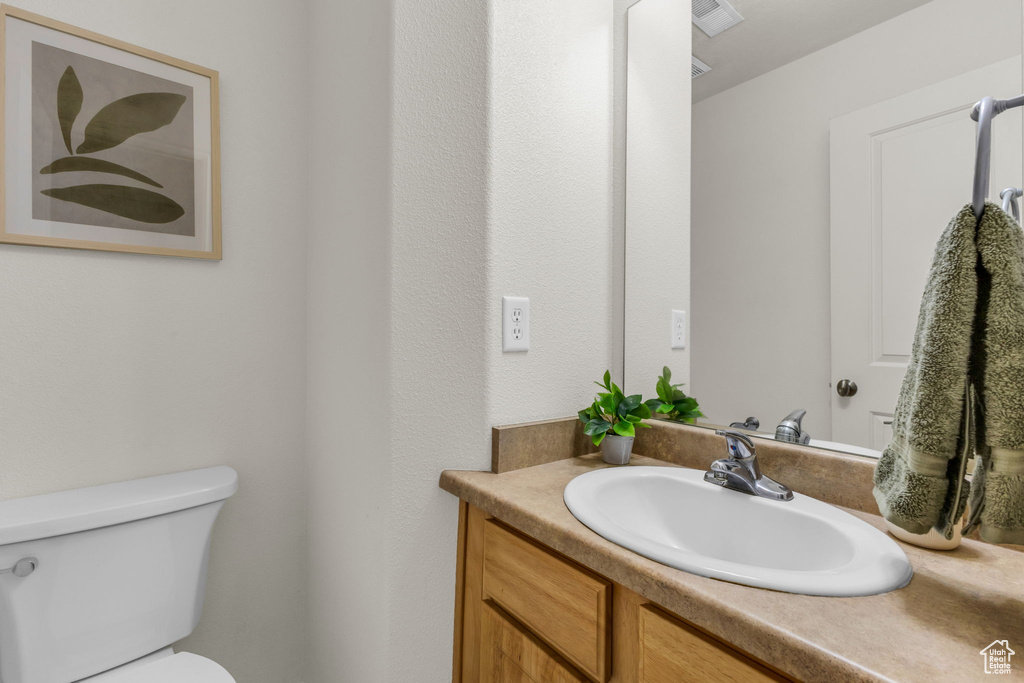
[625,0,1024,457]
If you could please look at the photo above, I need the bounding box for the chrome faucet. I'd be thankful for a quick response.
[704,429,793,501]
[775,409,810,445]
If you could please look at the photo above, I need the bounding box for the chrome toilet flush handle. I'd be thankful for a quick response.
[0,557,38,578]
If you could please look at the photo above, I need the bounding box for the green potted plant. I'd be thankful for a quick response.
[578,370,651,465]
[645,366,703,423]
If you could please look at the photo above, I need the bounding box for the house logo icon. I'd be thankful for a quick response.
[981,640,1015,675]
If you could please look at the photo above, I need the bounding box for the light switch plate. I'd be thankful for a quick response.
[502,296,530,352]
[671,310,686,349]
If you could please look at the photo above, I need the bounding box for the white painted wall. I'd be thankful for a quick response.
[623,0,692,393]
[306,0,391,680]
[387,0,490,680]
[0,1,310,681]
[691,0,1021,439]
[487,0,616,422]
[307,0,616,680]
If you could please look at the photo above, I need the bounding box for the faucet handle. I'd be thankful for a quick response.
[728,416,760,431]
[715,429,755,459]
[776,409,810,445]
[781,409,806,429]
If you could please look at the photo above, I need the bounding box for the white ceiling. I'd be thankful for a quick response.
[692,0,934,102]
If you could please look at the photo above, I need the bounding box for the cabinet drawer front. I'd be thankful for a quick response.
[481,601,588,683]
[482,520,611,682]
[639,605,786,683]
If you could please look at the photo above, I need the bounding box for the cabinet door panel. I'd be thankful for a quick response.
[481,601,587,683]
[639,605,785,683]
[482,519,610,681]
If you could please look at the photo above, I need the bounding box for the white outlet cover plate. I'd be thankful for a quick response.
[502,296,530,352]
[671,310,686,349]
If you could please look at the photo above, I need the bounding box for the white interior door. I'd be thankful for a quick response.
[830,57,1022,450]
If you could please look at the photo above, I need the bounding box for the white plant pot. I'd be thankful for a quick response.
[601,434,634,465]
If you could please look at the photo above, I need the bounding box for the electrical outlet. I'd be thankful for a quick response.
[671,310,686,349]
[502,296,529,352]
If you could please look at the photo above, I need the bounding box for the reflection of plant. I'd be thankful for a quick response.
[645,367,703,424]
[39,66,187,224]
[577,370,652,446]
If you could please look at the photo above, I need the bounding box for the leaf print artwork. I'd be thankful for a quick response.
[41,184,185,224]
[13,18,215,256]
[29,39,197,238]
[37,55,191,232]
[56,66,82,155]
[39,156,163,187]
[75,92,187,154]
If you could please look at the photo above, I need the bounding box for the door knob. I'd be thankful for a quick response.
[836,379,858,397]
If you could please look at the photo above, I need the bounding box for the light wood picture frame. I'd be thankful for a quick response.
[0,5,221,259]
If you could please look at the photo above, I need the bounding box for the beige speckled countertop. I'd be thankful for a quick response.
[440,453,1024,683]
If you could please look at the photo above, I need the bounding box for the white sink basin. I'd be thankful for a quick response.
[563,466,912,597]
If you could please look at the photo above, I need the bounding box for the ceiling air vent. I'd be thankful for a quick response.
[692,0,743,38]
[691,56,711,79]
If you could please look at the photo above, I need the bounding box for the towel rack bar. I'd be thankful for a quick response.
[972,95,1024,219]
[1000,187,1022,223]
[970,94,1024,121]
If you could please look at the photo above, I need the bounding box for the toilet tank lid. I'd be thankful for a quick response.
[0,466,238,546]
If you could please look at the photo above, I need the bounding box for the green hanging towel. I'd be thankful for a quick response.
[873,203,1024,545]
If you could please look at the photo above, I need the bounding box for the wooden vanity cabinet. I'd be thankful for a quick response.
[453,502,791,683]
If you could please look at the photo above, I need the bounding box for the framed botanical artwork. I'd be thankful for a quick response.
[0,5,221,259]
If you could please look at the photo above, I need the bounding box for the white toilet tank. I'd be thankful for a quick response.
[0,466,238,683]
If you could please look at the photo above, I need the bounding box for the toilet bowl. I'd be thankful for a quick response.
[0,467,238,683]
[81,650,234,683]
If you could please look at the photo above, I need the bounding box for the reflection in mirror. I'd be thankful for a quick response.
[692,0,1023,454]
[624,0,692,393]
[628,0,1023,456]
